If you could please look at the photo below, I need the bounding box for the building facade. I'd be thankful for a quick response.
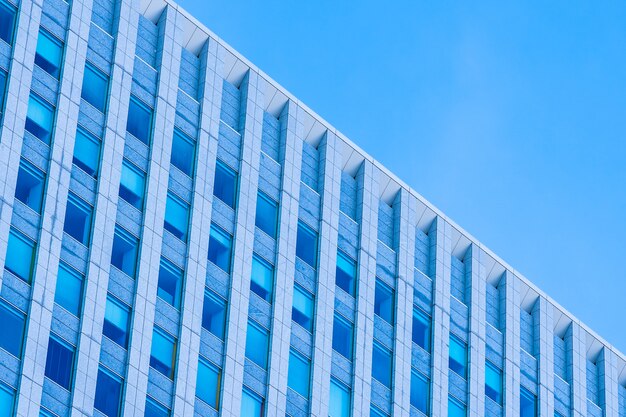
[0,0,624,416]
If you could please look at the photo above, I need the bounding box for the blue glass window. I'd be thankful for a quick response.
[35,29,63,78]
[241,389,264,417]
[81,63,108,112]
[0,383,14,417]
[250,255,274,303]
[374,279,394,324]
[329,379,351,417]
[296,221,318,268]
[288,349,311,398]
[196,358,221,409]
[73,128,101,177]
[245,321,269,369]
[292,284,314,332]
[485,361,503,404]
[15,159,45,213]
[171,129,195,176]
[520,387,537,417]
[255,192,278,238]
[126,96,152,144]
[336,251,357,296]
[449,334,467,378]
[0,300,25,358]
[54,263,83,316]
[370,407,388,417]
[164,192,189,241]
[103,296,130,348]
[94,367,122,417]
[213,161,237,208]
[372,343,393,388]
[410,369,430,414]
[150,327,177,379]
[111,226,139,278]
[0,70,7,113]
[412,307,431,352]
[5,228,36,283]
[157,258,183,309]
[25,94,55,144]
[448,396,466,417]
[63,193,93,246]
[207,224,232,273]
[332,314,353,360]
[119,160,145,210]
[145,397,169,417]
[202,290,226,340]
[0,0,17,45]
[44,336,74,390]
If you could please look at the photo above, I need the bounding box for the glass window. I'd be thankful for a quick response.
[0,301,25,358]
[374,279,394,324]
[292,284,313,332]
[94,367,122,417]
[336,251,357,296]
[64,193,93,246]
[5,228,36,283]
[119,160,145,210]
[245,321,269,370]
[370,407,387,417]
[126,96,152,144]
[164,192,189,241]
[207,224,232,273]
[332,314,353,360]
[296,222,318,268]
[54,263,83,316]
[44,336,74,390]
[410,369,430,414]
[287,349,311,398]
[73,128,101,177]
[196,358,221,409]
[157,258,183,309]
[15,159,45,213]
[145,397,169,417]
[372,343,393,388]
[202,291,226,340]
[171,129,195,176]
[449,334,467,378]
[0,70,7,113]
[150,327,177,379]
[81,63,108,112]
[255,192,278,238]
[213,161,237,208]
[111,226,139,278]
[34,29,63,78]
[103,296,130,348]
[250,255,274,303]
[241,389,264,417]
[0,383,14,417]
[485,361,503,404]
[520,387,537,417]
[25,94,55,144]
[448,396,466,417]
[329,379,351,417]
[412,307,431,352]
[0,0,17,45]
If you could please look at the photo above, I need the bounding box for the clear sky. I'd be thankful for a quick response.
[177,0,626,353]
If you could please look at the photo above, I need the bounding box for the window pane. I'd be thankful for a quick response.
[25,94,55,143]
[410,370,430,414]
[448,397,466,417]
[94,368,122,417]
[287,350,311,398]
[255,192,278,238]
[0,384,14,417]
[213,161,237,208]
[485,362,503,404]
[54,263,83,316]
[164,193,189,241]
[157,259,183,309]
[336,251,357,296]
[0,70,7,112]
[34,29,63,78]
[374,280,394,324]
[250,255,273,302]
[81,64,108,112]
[332,314,353,360]
[15,160,45,213]
[103,297,130,348]
[207,225,232,273]
[449,335,467,378]
[111,226,139,278]
[5,228,36,283]
[0,0,17,45]
[0,301,25,358]
[64,193,93,246]
[245,321,269,369]
[145,397,169,417]
[329,379,351,417]
[370,407,387,417]
[126,97,152,144]
[44,336,74,390]
[295,222,318,268]
[241,389,263,417]
[73,128,101,177]
[412,307,431,352]
[196,359,221,409]
[372,343,393,388]
[119,160,145,210]
[150,328,176,379]
[202,291,226,340]
[171,129,195,176]
[292,285,313,332]
[521,387,537,417]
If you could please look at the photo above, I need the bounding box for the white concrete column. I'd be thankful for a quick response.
[601,348,620,417]
[538,298,555,417]
[503,271,521,417]
[468,245,487,417]
[570,322,588,417]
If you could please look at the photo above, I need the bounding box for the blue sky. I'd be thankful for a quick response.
[178,0,626,352]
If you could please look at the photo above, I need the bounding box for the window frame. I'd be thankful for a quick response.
[102,295,131,348]
[207,223,232,273]
[250,254,274,303]
[34,27,64,78]
[149,327,177,379]
[72,126,101,177]
[119,159,146,210]
[5,227,37,283]
[157,257,184,309]
[291,283,314,332]
[0,300,25,358]
[170,128,196,177]
[196,357,221,410]
[295,221,318,268]
[64,192,94,246]
[25,93,55,144]
[449,333,468,379]
[110,225,140,278]
[255,191,279,238]
[0,0,17,46]
[485,360,503,405]
[126,95,153,145]
[245,320,269,370]
[336,250,357,296]
[201,290,227,340]
[374,278,395,324]
[287,348,311,399]
[15,158,46,214]
[44,334,75,391]
[54,262,84,316]
[81,62,109,112]
[163,191,190,241]
[332,313,354,361]
[94,366,123,417]
[410,368,430,415]
[371,342,393,389]
[213,160,238,208]
[412,306,432,352]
